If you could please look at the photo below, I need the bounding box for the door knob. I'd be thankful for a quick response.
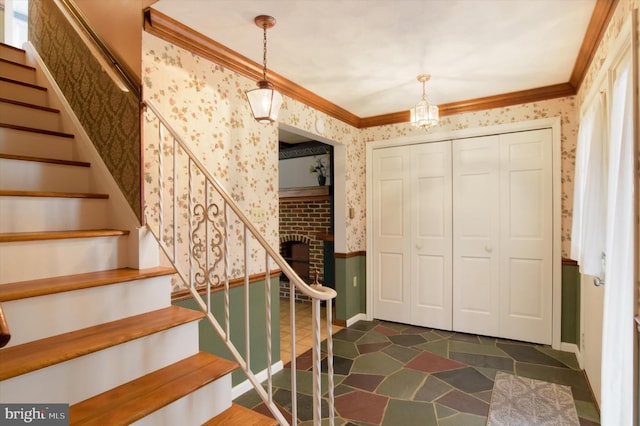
[416,244,423,250]
[484,245,492,253]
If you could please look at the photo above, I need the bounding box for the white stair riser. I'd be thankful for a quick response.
[0,80,48,107]
[133,375,233,426]
[0,46,26,64]
[0,127,74,161]
[3,275,172,347]
[0,197,108,233]
[0,102,61,132]
[0,321,200,404]
[0,61,35,85]
[0,158,90,192]
[0,236,128,284]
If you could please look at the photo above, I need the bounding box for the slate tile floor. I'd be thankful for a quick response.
[235,319,600,425]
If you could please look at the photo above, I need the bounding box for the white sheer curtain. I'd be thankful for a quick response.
[570,93,607,276]
[600,58,634,426]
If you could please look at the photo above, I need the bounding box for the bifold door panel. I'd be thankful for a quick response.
[371,128,553,344]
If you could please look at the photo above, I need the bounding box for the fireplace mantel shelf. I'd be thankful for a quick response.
[279,186,330,202]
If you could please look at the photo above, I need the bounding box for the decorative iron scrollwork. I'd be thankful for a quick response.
[191,201,225,288]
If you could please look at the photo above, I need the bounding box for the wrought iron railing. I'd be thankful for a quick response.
[143,100,336,425]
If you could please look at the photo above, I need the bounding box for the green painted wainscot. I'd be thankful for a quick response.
[561,258,581,346]
[334,253,366,322]
[172,274,280,386]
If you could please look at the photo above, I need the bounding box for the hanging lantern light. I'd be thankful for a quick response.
[410,74,439,129]
[245,15,283,123]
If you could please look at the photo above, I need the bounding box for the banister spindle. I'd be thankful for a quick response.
[290,280,298,421]
[265,253,273,404]
[157,123,164,246]
[172,138,178,264]
[224,203,230,341]
[188,159,194,288]
[244,225,250,370]
[312,298,322,424]
[326,299,335,425]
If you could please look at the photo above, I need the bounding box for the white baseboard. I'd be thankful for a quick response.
[231,360,284,399]
[560,342,583,369]
[346,313,367,327]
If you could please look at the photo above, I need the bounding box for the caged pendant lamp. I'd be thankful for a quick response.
[245,15,283,124]
[410,74,439,129]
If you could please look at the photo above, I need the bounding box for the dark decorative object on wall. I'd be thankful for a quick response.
[310,156,327,186]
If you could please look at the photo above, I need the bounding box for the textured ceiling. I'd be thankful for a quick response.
[153,0,596,118]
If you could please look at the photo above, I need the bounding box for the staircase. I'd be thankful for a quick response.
[0,42,275,425]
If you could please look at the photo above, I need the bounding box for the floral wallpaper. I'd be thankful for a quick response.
[362,97,578,258]
[143,33,362,292]
[143,28,584,293]
[143,35,278,289]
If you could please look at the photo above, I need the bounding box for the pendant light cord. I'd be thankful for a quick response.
[262,23,268,81]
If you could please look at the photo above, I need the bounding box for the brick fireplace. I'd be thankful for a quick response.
[279,190,332,302]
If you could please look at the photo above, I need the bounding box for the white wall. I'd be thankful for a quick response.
[581,273,604,404]
[74,0,142,80]
[279,154,331,189]
[3,0,28,48]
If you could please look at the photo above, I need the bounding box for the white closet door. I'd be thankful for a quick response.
[372,142,453,328]
[372,146,410,323]
[411,142,453,329]
[452,135,500,336]
[499,129,553,344]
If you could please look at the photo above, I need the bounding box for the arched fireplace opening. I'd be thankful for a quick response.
[281,239,310,283]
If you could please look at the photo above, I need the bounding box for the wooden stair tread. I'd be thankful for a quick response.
[0,189,108,199]
[0,57,35,71]
[0,42,25,53]
[0,267,176,302]
[0,305,205,380]
[69,352,239,425]
[0,76,48,91]
[0,97,60,113]
[0,122,74,138]
[0,229,129,242]
[0,153,89,167]
[203,404,278,426]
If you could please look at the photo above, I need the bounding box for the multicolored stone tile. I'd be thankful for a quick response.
[335,390,389,424]
[236,319,600,425]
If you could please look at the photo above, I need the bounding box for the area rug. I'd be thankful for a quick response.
[487,371,580,426]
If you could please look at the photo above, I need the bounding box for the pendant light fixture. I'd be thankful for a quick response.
[410,74,439,129]
[245,15,283,124]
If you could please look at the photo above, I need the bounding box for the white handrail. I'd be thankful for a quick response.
[143,100,336,425]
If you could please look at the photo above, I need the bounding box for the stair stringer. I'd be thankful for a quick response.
[22,42,160,270]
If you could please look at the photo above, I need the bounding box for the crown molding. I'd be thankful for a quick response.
[355,83,577,127]
[439,83,577,116]
[144,1,616,130]
[144,8,361,128]
[570,0,619,90]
